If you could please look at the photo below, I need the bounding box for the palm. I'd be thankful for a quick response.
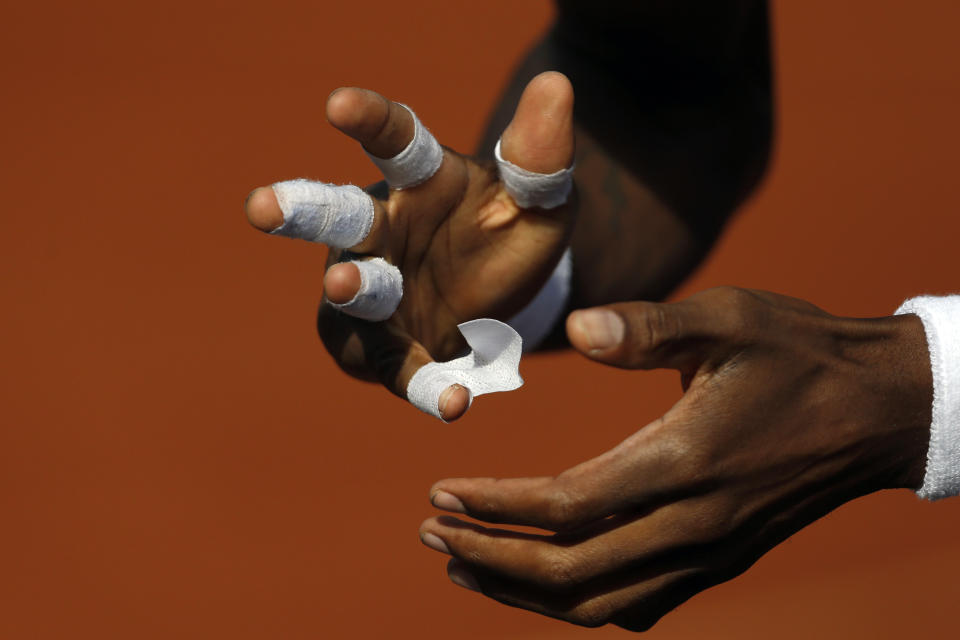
[349,152,572,359]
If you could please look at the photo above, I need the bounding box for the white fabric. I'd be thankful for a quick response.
[895,295,960,500]
[366,104,443,189]
[329,258,403,322]
[494,138,574,210]
[271,179,373,249]
[508,248,573,351]
[407,319,524,420]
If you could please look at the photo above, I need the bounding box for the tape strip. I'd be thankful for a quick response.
[494,138,574,210]
[271,179,374,249]
[366,104,443,190]
[407,319,524,420]
[329,257,403,322]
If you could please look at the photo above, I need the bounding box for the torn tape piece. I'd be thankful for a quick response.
[407,319,524,419]
[271,179,374,249]
[329,257,403,322]
[366,104,443,190]
[494,138,573,210]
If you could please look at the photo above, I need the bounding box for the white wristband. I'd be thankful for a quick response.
[507,249,572,351]
[895,295,960,500]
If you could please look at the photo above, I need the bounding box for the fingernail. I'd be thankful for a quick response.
[448,564,481,592]
[431,490,466,513]
[573,309,624,351]
[420,531,450,554]
[438,384,463,421]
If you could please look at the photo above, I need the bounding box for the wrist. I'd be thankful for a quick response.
[871,314,933,490]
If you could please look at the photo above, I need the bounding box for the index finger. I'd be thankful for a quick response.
[430,419,695,531]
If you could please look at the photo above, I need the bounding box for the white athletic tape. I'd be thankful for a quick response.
[895,296,960,500]
[271,179,374,249]
[328,257,403,322]
[508,248,573,351]
[407,319,523,420]
[494,138,574,210]
[366,104,443,190]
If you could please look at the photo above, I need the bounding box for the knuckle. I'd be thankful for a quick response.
[685,498,738,545]
[533,547,580,589]
[544,484,585,530]
[634,302,678,353]
[714,286,765,333]
[657,433,710,483]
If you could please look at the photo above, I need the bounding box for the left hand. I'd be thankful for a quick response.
[419,286,932,631]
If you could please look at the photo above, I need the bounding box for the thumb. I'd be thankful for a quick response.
[499,71,575,173]
[566,300,722,372]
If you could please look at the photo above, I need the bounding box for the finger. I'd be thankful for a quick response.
[323,262,361,305]
[319,307,470,422]
[325,257,403,323]
[566,297,730,372]
[420,503,712,591]
[244,180,387,254]
[327,87,442,189]
[428,422,693,531]
[443,557,697,630]
[496,71,575,210]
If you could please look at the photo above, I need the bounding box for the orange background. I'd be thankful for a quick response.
[2,1,959,637]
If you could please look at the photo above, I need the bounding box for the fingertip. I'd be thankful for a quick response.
[566,310,594,355]
[446,558,481,592]
[324,262,362,304]
[527,71,574,105]
[439,384,470,422]
[326,87,371,130]
[430,488,467,513]
[566,309,624,357]
[245,186,284,232]
[501,71,575,173]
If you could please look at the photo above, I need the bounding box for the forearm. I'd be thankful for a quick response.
[478,1,773,309]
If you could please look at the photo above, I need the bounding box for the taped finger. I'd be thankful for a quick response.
[270,179,375,249]
[328,257,403,322]
[366,104,443,189]
[406,319,524,419]
[495,139,573,210]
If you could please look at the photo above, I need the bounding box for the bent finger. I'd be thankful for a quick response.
[497,71,575,210]
[420,503,708,591]
[322,311,470,422]
[443,557,698,630]
[429,419,698,531]
[327,87,442,189]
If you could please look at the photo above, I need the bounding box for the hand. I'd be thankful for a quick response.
[419,287,932,630]
[244,72,575,420]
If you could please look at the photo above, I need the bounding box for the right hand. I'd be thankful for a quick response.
[244,72,576,420]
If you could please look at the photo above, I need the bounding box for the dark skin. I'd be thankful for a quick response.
[245,0,934,631]
[419,287,931,630]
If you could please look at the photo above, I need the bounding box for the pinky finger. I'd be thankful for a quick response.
[318,308,471,422]
[445,558,703,631]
